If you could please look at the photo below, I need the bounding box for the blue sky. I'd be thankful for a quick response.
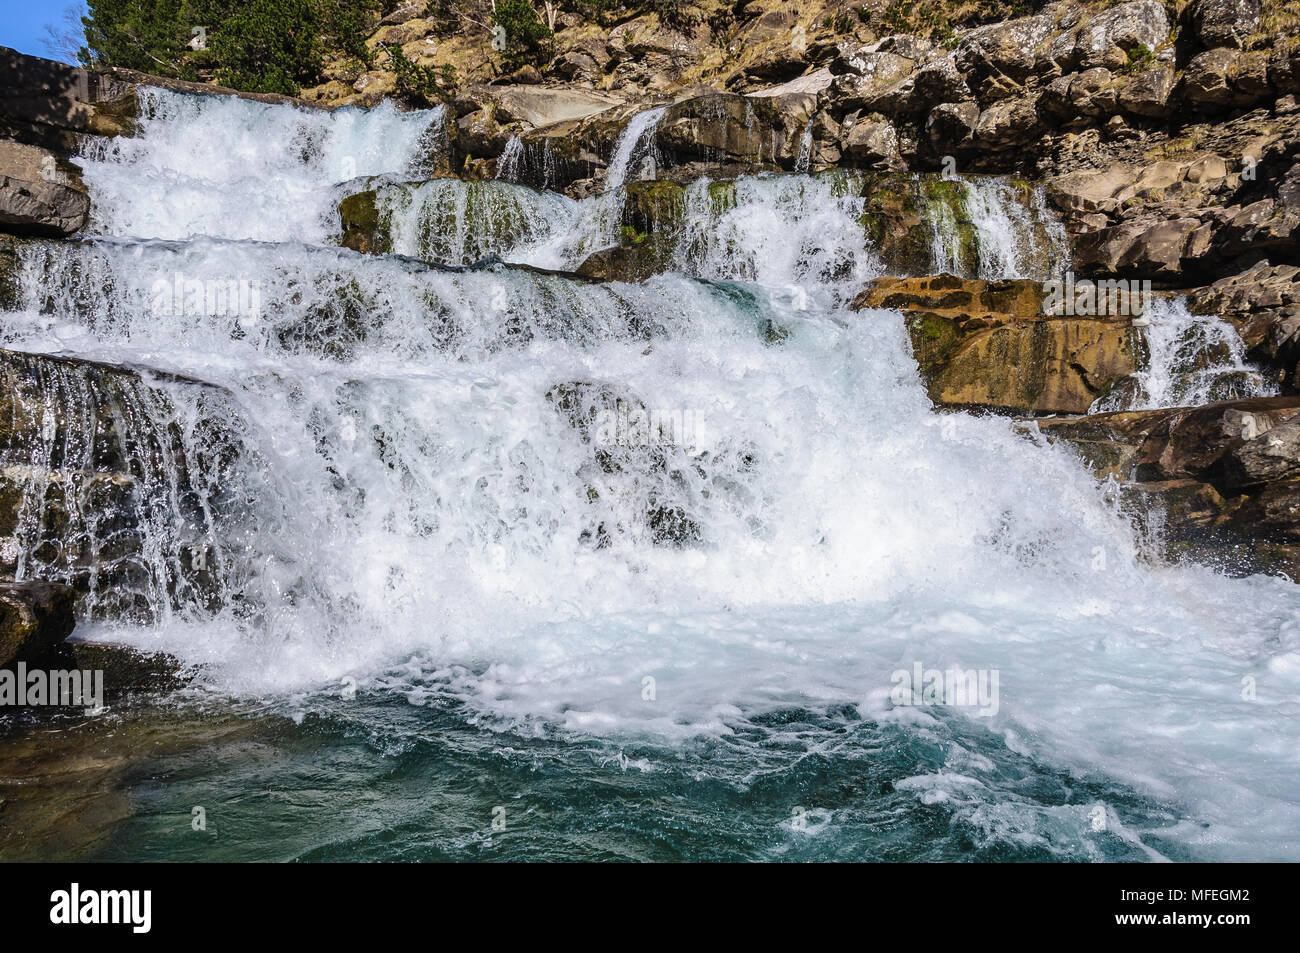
[0,0,83,63]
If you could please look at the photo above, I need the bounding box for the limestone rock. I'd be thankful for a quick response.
[852,275,1139,414]
[0,141,88,237]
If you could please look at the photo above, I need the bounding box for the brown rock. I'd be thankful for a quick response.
[852,275,1140,414]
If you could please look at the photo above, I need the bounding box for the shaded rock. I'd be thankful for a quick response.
[0,580,75,669]
[0,140,89,237]
[0,47,138,151]
[1188,261,1300,386]
[925,101,979,154]
[1185,0,1263,50]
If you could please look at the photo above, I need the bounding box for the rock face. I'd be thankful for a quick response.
[1035,397,1300,576]
[0,47,137,151]
[0,140,89,236]
[0,580,76,669]
[0,346,255,621]
[1188,261,1300,388]
[853,275,1140,414]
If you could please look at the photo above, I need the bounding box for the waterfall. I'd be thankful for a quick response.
[928,176,1065,280]
[77,88,445,244]
[3,88,1299,861]
[373,177,597,270]
[496,135,523,181]
[604,106,666,193]
[1090,296,1275,412]
[795,117,814,174]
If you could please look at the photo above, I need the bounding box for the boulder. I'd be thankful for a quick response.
[0,47,138,151]
[0,140,89,237]
[1053,1,1173,73]
[925,101,980,154]
[1185,0,1263,50]
[1072,217,1206,279]
[971,96,1043,151]
[1117,66,1176,118]
[956,13,1058,89]
[489,84,623,129]
[1181,48,1272,107]
[0,580,76,669]
[841,114,902,169]
[852,275,1140,414]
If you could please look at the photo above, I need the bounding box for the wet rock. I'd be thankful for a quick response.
[65,638,186,697]
[0,347,255,621]
[337,188,387,255]
[0,580,75,669]
[0,140,89,237]
[853,275,1139,414]
[1034,396,1300,576]
[546,380,703,548]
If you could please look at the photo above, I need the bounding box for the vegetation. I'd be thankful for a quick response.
[492,0,554,52]
[384,43,455,105]
[76,0,385,94]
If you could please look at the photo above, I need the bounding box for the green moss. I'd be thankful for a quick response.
[337,190,390,255]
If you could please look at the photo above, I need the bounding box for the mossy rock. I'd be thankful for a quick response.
[338,189,389,255]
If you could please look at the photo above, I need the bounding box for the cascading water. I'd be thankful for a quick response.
[1091,296,1275,412]
[3,89,1300,862]
[604,106,666,194]
[928,176,1065,280]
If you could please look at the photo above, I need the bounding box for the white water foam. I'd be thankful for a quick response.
[77,87,445,244]
[1091,296,1274,412]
